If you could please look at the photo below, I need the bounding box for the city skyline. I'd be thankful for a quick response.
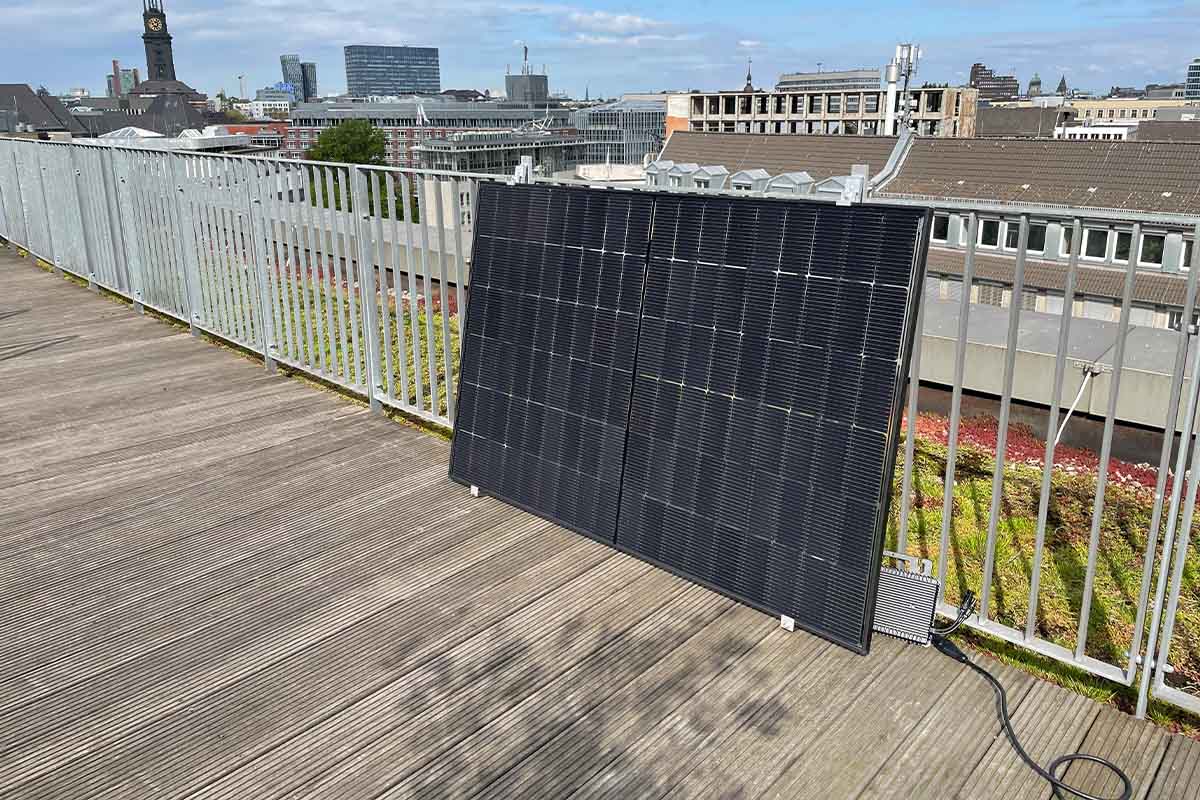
[1,0,1196,100]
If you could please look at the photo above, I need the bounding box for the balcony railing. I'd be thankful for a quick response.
[2,136,1199,721]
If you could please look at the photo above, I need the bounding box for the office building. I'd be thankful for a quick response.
[285,97,573,166]
[775,69,880,93]
[676,83,977,138]
[504,46,549,104]
[106,61,141,97]
[255,85,295,103]
[1188,58,1200,100]
[969,63,1020,102]
[574,97,666,164]
[344,45,440,97]
[280,54,303,99]
[1027,73,1042,97]
[415,127,583,175]
[300,62,318,102]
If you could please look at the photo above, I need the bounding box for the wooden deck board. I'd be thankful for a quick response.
[0,246,1196,799]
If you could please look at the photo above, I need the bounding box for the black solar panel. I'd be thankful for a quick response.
[450,183,653,541]
[616,194,927,652]
[451,183,928,654]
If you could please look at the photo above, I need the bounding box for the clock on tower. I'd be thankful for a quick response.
[142,0,176,82]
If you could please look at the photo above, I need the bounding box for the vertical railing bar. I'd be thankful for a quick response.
[264,162,294,363]
[937,211,979,586]
[242,160,277,369]
[978,214,1030,623]
[312,166,338,377]
[417,177,440,413]
[32,145,59,272]
[282,163,308,363]
[352,167,383,411]
[337,167,364,387]
[297,164,329,373]
[376,172,396,400]
[1075,222,1142,659]
[232,161,261,348]
[322,166,352,384]
[157,154,189,317]
[291,164,319,369]
[84,150,114,288]
[135,153,165,310]
[1128,223,1200,681]
[214,159,244,342]
[168,152,205,333]
[1137,221,1200,715]
[401,172,425,412]
[99,148,131,297]
[123,152,154,307]
[148,155,179,313]
[0,143,10,246]
[388,173,409,403]
[896,286,925,555]
[451,177,468,341]
[68,146,99,291]
[7,144,31,252]
[1026,218,1083,641]
[434,175,455,423]
[193,160,223,333]
[225,159,256,344]
[112,151,146,312]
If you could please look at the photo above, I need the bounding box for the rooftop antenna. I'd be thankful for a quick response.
[523,45,529,75]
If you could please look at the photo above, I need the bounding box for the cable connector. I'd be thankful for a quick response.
[931,634,970,664]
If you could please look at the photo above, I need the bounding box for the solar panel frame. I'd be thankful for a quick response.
[451,182,930,654]
[449,182,655,544]
[614,194,930,654]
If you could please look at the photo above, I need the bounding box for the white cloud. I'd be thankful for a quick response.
[565,10,664,35]
[737,39,761,49]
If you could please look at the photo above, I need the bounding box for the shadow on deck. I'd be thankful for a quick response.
[0,245,1197,799]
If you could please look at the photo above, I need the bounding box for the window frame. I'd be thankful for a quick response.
[931,214,950,242]
[1082,228,1110,261]
[1138,232,1166,267]
[978,218,1001,249]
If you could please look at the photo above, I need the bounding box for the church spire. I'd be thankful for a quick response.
[743,57,753,91]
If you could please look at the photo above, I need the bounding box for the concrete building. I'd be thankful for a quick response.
[505,48,549,104]
[344,45,440,97]
[255,86,294,104]
[775,69,880,93]
[1027,73,1042,97]
[280,55,303,100]
[573,97,666,165]
[414,126,583,175]
[969,63,1019,102]
[1146,83,1186,99]
[238,99,291,119]
[285,98,574,167]
[677,84,977,138]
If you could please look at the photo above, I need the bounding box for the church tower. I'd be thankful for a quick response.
[142,0,177,82]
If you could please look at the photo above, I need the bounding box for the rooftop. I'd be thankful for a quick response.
[2,248,1197,799]
[661,131,899,182]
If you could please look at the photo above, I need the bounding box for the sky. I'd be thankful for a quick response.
[1,0,1197,100]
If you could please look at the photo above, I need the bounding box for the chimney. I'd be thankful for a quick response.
[112,59,122,97]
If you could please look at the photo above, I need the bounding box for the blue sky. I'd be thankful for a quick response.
[1,0,1197,100]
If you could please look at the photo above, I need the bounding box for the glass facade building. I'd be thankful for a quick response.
[574,99,666,165]
[344,46,441,97]
[280,55,303,101]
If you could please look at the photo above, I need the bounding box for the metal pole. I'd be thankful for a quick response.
[978,214,1030,623]
[69,147,100,292]
[352,166,383,412]
[1026,218,1081,641]
[896,295,924,555]
[1136,223,1200,716]
[937,211,978,584]
[1075,222,1141,659]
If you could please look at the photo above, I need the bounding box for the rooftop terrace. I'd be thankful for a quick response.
[3,223,1200,798]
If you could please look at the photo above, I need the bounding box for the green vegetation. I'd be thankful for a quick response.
[306,119,386,166]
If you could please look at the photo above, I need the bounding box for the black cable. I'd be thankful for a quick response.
[930,632,1133,800]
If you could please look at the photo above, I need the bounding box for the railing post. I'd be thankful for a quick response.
[352,166,383,412]
[243,160,277,374]
[8,143,31,255]
[111,152,146,314]
[69,146,100,292]
[32,145,60,275]
[166,153,204,335]
[98,146,132,298]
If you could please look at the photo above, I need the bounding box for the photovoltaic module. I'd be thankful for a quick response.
[450,182,929,653]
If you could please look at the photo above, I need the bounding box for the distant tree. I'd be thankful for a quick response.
[306,119,386,166]
[223,109,248,123]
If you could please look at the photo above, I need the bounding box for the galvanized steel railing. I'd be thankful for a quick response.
[1,137,1199,720]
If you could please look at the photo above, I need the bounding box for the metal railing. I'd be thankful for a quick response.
[2,137,1199,720]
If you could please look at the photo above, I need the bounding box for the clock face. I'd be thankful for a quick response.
[147,16,163,31]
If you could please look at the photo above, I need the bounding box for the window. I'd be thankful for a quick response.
[1185,240,1194,270]
[844,120,859,134]
[1085,109,1093,118]
[925,92,943,112]
[809,95,822,114]
[825,120,841,134]
[694,178,709,189]
[979,219,1000,247]
[864,94,879,113]
[845,94,860,113]
[1141,109,1149,118]
[669,175,682,187]
[1119,109,1127,118]
[932,214,949,242]
[1140,233,1165,265]
[977,283,1004,307]
[1083,228,1109,259]
[1027,224,1047,253]
[827,95,841,113]
[1114,231,1132,262]
[1005,222,1020,250]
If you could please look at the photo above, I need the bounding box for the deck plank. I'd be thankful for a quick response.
[0,245,1195,800]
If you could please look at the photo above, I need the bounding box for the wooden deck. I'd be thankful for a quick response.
[0,245,1197,800]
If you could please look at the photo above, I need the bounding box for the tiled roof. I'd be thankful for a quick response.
[975,106,1075,138]
[660,131,898,182]
[0,84,85,134]
[880,138,1200,215]
[1134,121,1200,143]
[925,246,1190,307]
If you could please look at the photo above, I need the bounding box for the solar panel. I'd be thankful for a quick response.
[449,183,654,542]
[451,183,928,654]
[616,194,927,652]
